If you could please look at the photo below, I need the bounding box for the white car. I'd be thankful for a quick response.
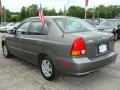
[0,24,7,32]
[0,23,14,32]
[7,23,20,32]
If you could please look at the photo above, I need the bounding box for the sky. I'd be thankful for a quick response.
[1,0,120,12]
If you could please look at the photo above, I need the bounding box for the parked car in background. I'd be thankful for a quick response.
[7,23,20,32]
[85,19,99,27]
[2,16,117,81]
[85,19,104,27]
[97,19,120,40]
[0,23,14,33]
[0,23,8,32]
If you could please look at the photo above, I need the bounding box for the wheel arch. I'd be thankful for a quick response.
[38,53,55,66]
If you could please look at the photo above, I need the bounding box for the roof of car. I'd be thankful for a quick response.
[34,16,75,19]
[24,16,77,21]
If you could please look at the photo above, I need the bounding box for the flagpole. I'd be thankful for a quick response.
[0,8,3,23]
[92,0,95,20]
[66,0,69,16]
[84,0,88,19]
[64,5,66,16]
[84,6,87,19]
[3,7,6,22]
[0,0,3,22]
[63,0,69,37]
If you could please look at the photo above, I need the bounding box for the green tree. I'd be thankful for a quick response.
[4,8,11,22]
[20,6,27,20]
[96,5,106,18]
[58,9,63,16]
[27,4,38,17]
[68,6,85,18]
[1,4,120,22]
[11,15,20,22]
[44,7,49,15]
[48,8,57,16]
[86,8,94,18]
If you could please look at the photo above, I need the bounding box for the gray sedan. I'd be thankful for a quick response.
[1,16,117,81]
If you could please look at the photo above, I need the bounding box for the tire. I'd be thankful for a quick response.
[2,43,12,58]
[39,55,58,81]
[114,33,118,41]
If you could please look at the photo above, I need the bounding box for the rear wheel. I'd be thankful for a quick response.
[2,44,12,58]
[39,56,58,81]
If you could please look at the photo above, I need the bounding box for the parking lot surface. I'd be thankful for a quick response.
[0,33,120,90]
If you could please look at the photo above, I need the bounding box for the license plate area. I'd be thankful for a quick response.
[99,44,107,53]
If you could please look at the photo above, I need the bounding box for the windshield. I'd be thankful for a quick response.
[100,20,119,27]
[54,18,97,33]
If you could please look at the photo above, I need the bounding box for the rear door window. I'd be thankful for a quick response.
[41,24,48,35]
[29,21,43,35]
[29,21,48,35]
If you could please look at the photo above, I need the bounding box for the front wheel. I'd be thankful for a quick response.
[2,44,12,58]
[39,56,58,81]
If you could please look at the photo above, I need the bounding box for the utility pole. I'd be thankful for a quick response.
[66,0,69,15]
[3,7,6,22]
[84,6,87,19]
[84,0,88,19]
[0,0,3,23]
[63,0,69,36]
[92,0,95,20]
[63,5,67,16]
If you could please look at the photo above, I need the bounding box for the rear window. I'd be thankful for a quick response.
[54,18,97,33]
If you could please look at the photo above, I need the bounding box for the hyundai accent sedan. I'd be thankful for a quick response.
[1,16,117,81]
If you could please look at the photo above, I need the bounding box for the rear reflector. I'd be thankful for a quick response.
[60,61,71,68]
[71,37,86,56]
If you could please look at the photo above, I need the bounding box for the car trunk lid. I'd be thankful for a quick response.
[66,31,114,59]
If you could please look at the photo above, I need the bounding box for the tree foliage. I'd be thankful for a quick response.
[68,6,85,18]
[0,4,120,22]
[27,4,39,17]
[20,6,27,20]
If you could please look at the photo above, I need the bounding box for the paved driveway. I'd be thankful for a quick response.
[0,33,120,90]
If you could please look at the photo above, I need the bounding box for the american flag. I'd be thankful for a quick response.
[39,4,45,24]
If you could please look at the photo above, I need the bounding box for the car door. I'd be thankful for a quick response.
[21,20,48,64]
[6,21,31,58]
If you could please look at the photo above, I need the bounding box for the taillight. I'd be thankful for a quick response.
[71,37,86,56]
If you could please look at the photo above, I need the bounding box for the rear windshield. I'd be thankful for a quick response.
[54,18,97,33]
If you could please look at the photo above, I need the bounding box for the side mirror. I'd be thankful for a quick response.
[7,28,16,34]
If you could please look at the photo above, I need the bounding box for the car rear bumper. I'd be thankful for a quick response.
[55,50,117,76]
